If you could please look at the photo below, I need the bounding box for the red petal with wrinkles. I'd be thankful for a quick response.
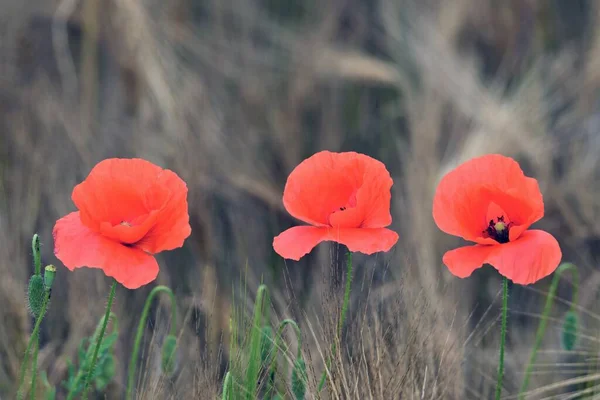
[487,230,562,285]
[273,226,329,261]
[325,227,398,255]
[53,212,159,289]
[442,230,562,285]
[71,158,190,252]
[282,151,393,229]
[433,154,544,243]
[274,151,398,260]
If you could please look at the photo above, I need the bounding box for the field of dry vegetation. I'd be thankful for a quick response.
[1,0,600,398]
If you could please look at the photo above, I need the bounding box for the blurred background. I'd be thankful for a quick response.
[1,0,599,398]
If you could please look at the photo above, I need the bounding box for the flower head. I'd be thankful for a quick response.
[433,154,562,285]
[53,158,191,289]
[273,151,399,260]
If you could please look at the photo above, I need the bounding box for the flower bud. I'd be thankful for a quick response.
[27,275,45,318]
[291,357,307,400]
[161,334,177,376]
[44,265,56,291]
[561,310,578,351]
[260,325,273,366]
[32,233,41,275]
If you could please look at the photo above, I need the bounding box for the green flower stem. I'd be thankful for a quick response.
[82,280,117,400]
[17,289,51,400]
[338,252,353,337]
[30,341,39,400]
[495,277,509,400]
[519,263,580,399]
[126,285,177,400]
[318,251,353,392]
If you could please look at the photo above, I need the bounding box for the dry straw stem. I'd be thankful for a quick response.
[2,0,600,398]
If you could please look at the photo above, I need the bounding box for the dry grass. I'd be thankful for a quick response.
[1,0,600,398]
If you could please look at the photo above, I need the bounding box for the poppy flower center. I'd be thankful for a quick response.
[326,190,361,228]
[485,216,510,244]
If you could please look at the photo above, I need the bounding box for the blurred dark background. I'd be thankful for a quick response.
[1,0,600,398]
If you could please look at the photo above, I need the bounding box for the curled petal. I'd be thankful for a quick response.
[433,154,544,243]
[135,170,191,254]
[442,245,493,278]
[487,230,562,285]
[325,227,398,255]
[72,158,167,233]
[99,211,161,244]
[442,230,562,285]
[53,212,159,289]
[273,226,329,261]
[283,151,393,229]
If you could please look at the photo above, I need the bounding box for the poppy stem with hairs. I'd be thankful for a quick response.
[495,277,509,400]
[82,280,117,400]
[317,250,353,392]
[127,285,177,400]
[16,289,51,400]
[338,251,353,338]
[29,342,39,400]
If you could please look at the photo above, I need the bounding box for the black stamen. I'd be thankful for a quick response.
[483,216,511,244]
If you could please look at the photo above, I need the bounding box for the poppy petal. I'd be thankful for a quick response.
[72,158,169,234]
[53,212,159,289]
[135,169,191,254]
[433,154,544,243]
[486,230,562,285]
[356,161,394,228]
[442,244,494,278]
[328,154,393,229]
[99,211,162,244]
[325,227,398,255]
[273,226,329,260]
[283,151,393,228]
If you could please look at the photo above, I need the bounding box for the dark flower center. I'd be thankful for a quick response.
[484,215,510,243]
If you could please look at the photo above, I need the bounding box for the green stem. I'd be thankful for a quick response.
[30,341,39,400]
[17,289,51,400]
[317,250,353,392]
[126,285,177,400]
[518,263,579,399]
[495,277,509,400]
[82,280,117,400]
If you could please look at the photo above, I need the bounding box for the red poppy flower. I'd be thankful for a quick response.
[432,154,562,285]
[273,151,399,260]
[53,158,191,289]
